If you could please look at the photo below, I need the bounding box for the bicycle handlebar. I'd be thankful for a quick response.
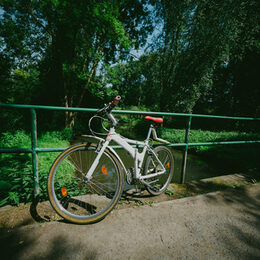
[96,95,121,115]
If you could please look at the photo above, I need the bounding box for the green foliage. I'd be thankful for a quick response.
[104,0,260,118]
[115,106,151,139]
[0,130,31,148]
[165,187,175,196]
[1,0,260,130]
[0,130,70,207]
[0,131,31,205]
[160,127,260,147]
[1,0,153,128]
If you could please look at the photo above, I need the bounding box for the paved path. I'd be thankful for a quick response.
[1,183,259,260]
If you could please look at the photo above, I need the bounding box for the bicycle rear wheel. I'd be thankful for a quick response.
[144,146,174,195]
[47,143,123,224]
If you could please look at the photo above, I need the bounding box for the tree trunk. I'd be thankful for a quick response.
[65,111,76,128]
[64,94,76,128]
[77,41,106,108]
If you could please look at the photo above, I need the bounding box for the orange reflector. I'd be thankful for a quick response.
[101,166,107,175]
[167,162,170,168]
[61,187,68,197]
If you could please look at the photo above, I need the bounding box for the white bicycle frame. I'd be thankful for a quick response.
[85,113,169,182]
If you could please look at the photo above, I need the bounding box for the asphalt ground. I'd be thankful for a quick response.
[0,183,259,260]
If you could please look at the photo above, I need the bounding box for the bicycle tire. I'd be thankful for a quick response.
[144,146,174,195]
[47,143,123,224]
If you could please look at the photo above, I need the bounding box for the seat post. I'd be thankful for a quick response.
[145,124,154,144]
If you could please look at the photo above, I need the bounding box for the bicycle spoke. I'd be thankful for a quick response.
[87,181,102,195]
[66,156,85,176]
[162,154,169,166]
[88,180,114,195]
[79,150,83,171]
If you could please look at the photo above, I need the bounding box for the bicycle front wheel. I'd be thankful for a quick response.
[47,143,123,224]
[144,146,174,195]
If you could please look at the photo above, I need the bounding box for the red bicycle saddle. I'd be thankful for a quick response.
[144,116,163,123]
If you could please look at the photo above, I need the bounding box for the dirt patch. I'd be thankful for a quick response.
[0,189,176,229]
[0,174,256,229]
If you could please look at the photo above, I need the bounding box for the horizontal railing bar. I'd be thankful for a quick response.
[0,148,67,153]
[93,140,260,149]
[0,148,33,153]
[0,103,97,113]
[186,140,260,146]
[1,103,260,121]
[112,110,260,121]
[36,148,68,152]
[1,140,259,154]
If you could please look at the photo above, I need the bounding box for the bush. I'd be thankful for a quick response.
[160,128,260,149]
[0,130,70,206]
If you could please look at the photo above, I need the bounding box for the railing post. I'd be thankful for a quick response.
[181,116,192,184]
[30,108,39,198]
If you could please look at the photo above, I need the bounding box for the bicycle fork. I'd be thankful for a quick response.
[85,139,110,180]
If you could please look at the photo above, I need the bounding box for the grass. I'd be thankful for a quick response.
[159,127,260,148]
[165,187,175,196]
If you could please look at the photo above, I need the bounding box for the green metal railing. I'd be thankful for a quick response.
[1,103,260,198]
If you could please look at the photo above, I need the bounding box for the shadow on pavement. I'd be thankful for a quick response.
[204,184,260,259]
[0,226,97,260]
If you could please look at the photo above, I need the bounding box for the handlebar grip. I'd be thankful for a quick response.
[106,95,121,113]
[97,96,121,115]
[112,96,121,105]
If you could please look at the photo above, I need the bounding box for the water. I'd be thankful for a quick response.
[116,148,218,184]
[173,150,218,183]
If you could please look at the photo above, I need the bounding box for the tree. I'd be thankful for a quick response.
[1,0,259,123]
[193,0,260,118]
[1,0,152,127]
[146,0,260,115]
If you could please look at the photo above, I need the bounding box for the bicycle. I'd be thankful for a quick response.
[47,96,174,224]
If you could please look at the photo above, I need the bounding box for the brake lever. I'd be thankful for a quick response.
[96,104,108,115]
[96,96,121,115]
